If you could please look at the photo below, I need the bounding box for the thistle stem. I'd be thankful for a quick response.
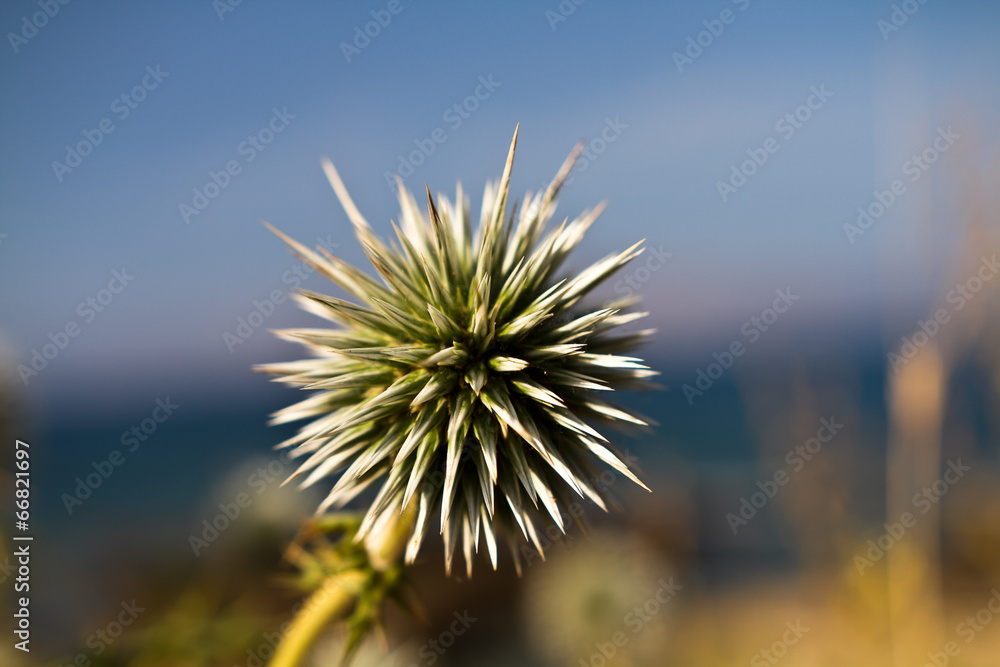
[270,571,363,667]
[269,509,415,667]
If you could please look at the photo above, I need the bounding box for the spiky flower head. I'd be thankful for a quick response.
[259,126,656,576]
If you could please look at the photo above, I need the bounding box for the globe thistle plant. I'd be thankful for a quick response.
[258,126,656,580]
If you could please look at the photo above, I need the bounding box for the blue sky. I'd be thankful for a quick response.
[2,0,999,415]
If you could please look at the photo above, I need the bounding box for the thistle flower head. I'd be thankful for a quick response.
[258,126,657,576]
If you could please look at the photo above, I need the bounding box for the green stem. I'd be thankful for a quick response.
[269,509,415,667]
[270,571,363,667]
